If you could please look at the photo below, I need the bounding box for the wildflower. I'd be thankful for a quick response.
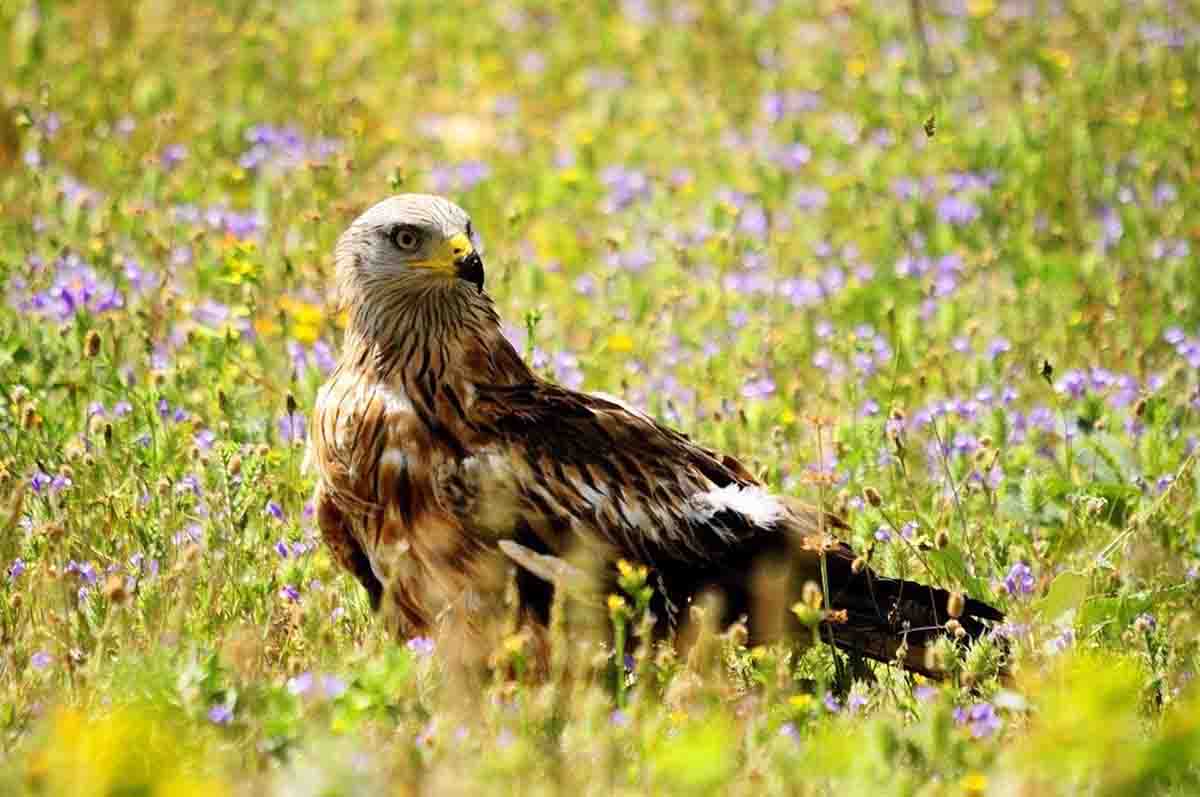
[788,694,814,710]
[207,705,233,725]
[30,651,53,670]
[914,685,938,702]
[936,195,980,225]
[274,540,290,559]
[7,558,25,582]
[1133,613,1156,633]
[955,702,1001,738]
[1003,562,1035,597]
[986,338,1011,359]
[278,584,300,603]
[286,672,315,695]
[961,772,988,795]
[265,501,285,521]
[610,709,630,727]
[823,693,841,713]
[159,144,188,170]
[320,675,347,698]
[278,411,307,443]
[406,636,435,658]
[30,471,53,494]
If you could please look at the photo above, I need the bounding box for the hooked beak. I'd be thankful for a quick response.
[449,232,485,291]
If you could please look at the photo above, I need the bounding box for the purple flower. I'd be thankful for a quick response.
[406,636,435,658]
[610,709,631,727]
[286,671,315,695]
[429,161,492,193]
[266,501,285,521]
[936,195,980,226]
[194,429,217,451]
[987,338,1011,360]
[1004,562,1035,597]
[279,584,301,603]
[278,412,307,443]
[823,693,841,713]
[239,124,340,172]
[741,377,776,400]
[793,186,828,211]
[955,702,1001,738]
[874,526,892,543]
[159,144,188,170]
[914,685,938,703]
[7,558,25,581]
[207,705,234,725]
[1048,628,1074,654]
[600,166,651,212]
[321,674,347,698]
[30,651,52,671]
[779,722,799,740]
[66,560,98,585]
[11,254,124,321]
[985,465,1004,490]
[274,540,290,559]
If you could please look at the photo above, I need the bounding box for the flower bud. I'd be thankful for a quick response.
[863,486,883,507]
[84,329,102,358]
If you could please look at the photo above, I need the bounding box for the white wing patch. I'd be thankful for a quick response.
[690,484,785,527]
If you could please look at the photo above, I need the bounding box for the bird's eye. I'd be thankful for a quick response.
[389,226,422,252]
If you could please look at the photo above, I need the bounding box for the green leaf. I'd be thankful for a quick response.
[1038,571,1089,622]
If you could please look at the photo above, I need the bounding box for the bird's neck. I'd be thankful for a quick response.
[339,280,533,397]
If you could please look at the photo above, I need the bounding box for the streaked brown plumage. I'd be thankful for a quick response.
[310,194,1002,674]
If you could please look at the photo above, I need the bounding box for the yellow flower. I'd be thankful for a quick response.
[846,57,867,79]
[607,333,635,354]
[961,772,988,795]
[1043,47,1072,72]
[279,297,325,343]
[967,0,995,16]
[607,594,627,613]
[788,694,814,710]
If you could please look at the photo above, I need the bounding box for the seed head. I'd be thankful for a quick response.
[947,591,965,619]
[103,574,128,605]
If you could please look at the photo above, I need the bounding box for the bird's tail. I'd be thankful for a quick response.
[820,555,1004,677]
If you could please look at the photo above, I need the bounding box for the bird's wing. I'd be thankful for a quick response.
[440,380,795,571]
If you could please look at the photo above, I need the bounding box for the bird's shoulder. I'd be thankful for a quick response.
[466,379,758,487]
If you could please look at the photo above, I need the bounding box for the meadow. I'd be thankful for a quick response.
[1,0,1199,794]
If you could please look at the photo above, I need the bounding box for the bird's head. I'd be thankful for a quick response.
[334,193,485,309]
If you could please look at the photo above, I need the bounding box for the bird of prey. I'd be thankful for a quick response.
[309,194,1002,674]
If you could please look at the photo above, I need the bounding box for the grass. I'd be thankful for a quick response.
[1,0,1199,794]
